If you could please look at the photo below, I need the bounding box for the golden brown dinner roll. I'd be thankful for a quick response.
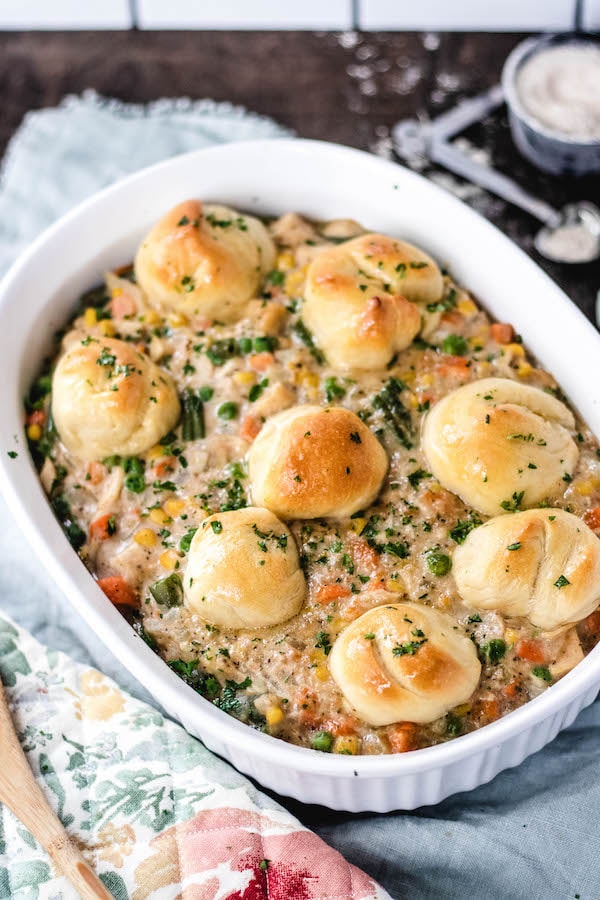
[247,405,388,519]
[453,508,600,630]
[52,337,180,460]
[421,377,578,516]
[329,599,481,726]
[134,200,275,322]
[183,507,306,629]
[303,233,443,370]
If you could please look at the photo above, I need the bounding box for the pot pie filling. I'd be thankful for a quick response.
[27,201,600,756]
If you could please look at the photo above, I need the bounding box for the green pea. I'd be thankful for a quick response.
[426,551,452,576]
[124,473,146,493]
[480,639,506,665]
[238,337,253,354]
[311,731,334,752]
[441,334,468,356]
[217,402,238,421]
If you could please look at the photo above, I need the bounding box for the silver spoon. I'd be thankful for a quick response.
[392,88,600,264]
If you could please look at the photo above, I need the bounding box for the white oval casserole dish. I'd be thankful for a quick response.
[1,139,599,813]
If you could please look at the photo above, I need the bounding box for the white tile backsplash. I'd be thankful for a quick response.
[359,0,577,31]
[0,0,132,29]
[137,0,353,30]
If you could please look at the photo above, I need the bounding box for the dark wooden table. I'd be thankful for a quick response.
[1,29,599,326]
[1,28,599,895]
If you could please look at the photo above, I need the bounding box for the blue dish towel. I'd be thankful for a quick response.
[1,90,599,900]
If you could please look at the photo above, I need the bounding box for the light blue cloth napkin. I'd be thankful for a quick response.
[1,91,599,900]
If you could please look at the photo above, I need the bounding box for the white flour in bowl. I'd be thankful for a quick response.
[516,43,600,141]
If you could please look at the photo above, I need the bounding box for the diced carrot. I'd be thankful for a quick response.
[387,722,418,754]
[97,576,138,607]
[87,461,107,485]
[479,697,501,721]
[315,584,350,605]
[583,507,600,531]
[240,414,262,442]
[153,457,176,478]
[583,610,600,637]
[26,409,46,427]
[435,355,471,380]
[503,681,520,700]
[515,639,545,664]
[490,322,514,344]
[440,310,464,328]
[110,292,137,318]
[249,352,275,372]
[323,714,359,737]
[89,514,115,542]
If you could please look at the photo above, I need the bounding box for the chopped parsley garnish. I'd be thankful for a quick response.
[554,574,570,589]
[214,676,252,713]
[507,542,521,551]
[350,431,362,444]
[315,631,332,656]
[179,528,198,553]
[441,334,468,356]
[407,468,431,489]
[500,491,524,512]
[449,515,482,544]
[372,377,412,449]
[7,451,17,459]
[324,376,346,402]
[266,270,285,286]
[392,638,427,656]
[210,520,223,534]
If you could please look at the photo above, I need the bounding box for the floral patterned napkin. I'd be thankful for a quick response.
[0,613,390,899]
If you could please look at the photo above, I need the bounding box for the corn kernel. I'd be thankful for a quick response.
[27,423,42,441]
[83,307,97,326]
[399,370,416,385]
[168,313,188,328]
[458,298,478,316]
[314,666,329,682]
[233,370,256,386]
[418,372,434,388]
[334,735,359,755]
[477,361,492,377]
[517,362,533,378]
[99,320,117,337]
[301,372,320,389]
[350,517,367,534]
[149,508,171,526]
[505,628,519,646]
[143,309,162,326]
[111,287,123,298]
[134,528,158,548]
[385,578,404,594]
[506,342,525,358]
[276,251,295,271]
[575,479,599,497]
[164,498,186,517]
[453,703,471,717]
[284,269,306,296]
[265,706,284,726]
[160,550,179,570]
[147,445,165,461]
[408,394,419,409]
[438,592,452,610]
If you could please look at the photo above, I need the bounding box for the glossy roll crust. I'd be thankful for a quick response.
[134,200,275,322]
[51,337,180,460]
[329,599,482,726]
[453,508,600,630]
[422,377,578,516]
[303,232,443,371]
[247,405,388,520]
[183,507,306,629]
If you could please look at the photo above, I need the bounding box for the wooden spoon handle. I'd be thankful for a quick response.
[0,679,111,899]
